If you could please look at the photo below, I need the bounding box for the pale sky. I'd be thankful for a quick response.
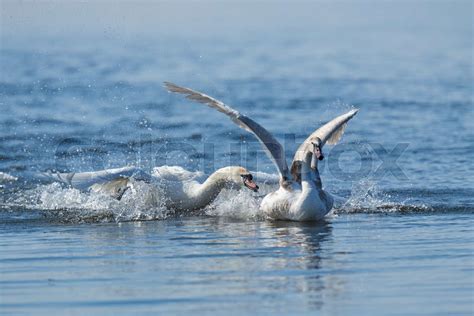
[1,1,471,42]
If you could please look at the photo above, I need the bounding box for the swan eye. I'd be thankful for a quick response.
[241,174,253,181]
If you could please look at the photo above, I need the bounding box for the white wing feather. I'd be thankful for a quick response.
[291,109,359,181]
[326,122,347,145]
[43,166,151,191]
[164,82,290,181]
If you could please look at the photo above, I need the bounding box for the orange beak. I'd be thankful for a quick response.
[242,174,259,192]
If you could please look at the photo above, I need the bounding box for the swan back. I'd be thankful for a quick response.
[152,166,205,183]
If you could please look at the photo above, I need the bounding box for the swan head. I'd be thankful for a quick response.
[215,166,259,192]
[311,137,324,161]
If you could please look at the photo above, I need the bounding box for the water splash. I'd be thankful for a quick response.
[205,189,264,220]
[116,180,172,222]
[5,181,171,223]
[0,172,18,190]
[1,173,441,224]
[337,179,431,213]
[0,172,17,182]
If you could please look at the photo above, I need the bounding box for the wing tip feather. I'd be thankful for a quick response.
[349,108,359,117]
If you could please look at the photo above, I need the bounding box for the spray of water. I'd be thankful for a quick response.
[1,169,433,223]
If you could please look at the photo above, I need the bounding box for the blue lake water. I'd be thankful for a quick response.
[1,1,473,315]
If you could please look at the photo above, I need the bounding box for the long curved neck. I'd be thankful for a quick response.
[190,171,228,210]
[300,156,313,183]
[301,153,322,190]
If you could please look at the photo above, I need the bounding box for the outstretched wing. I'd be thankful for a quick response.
[164,82,290,180]
[291,109,359,181]
[41,166,152,200]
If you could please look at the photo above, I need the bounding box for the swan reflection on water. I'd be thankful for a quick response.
[261,220,342,310]
[79,217,341,311]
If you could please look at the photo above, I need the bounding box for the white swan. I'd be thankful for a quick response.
[43,165,259,211]
[165,82,358,221]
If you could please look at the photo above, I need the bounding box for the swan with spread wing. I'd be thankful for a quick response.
[165,82,358,221]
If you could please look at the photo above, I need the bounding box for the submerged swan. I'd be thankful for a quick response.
[165,82,358,221]
[45,165,259,211]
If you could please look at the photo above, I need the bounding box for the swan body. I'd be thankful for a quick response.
[44,165,258,211]
[262,182,334,221]
[165,82,358,221]
[152,166,258,211]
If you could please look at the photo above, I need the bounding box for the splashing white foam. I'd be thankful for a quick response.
[343,179,389,211]
[4,169,430,223]
[39,182,116,210]
[116,180,172,221]
[13,181,172,223]
[205,189,264,220]
[336,179,429,213]
[0,172,17,183]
